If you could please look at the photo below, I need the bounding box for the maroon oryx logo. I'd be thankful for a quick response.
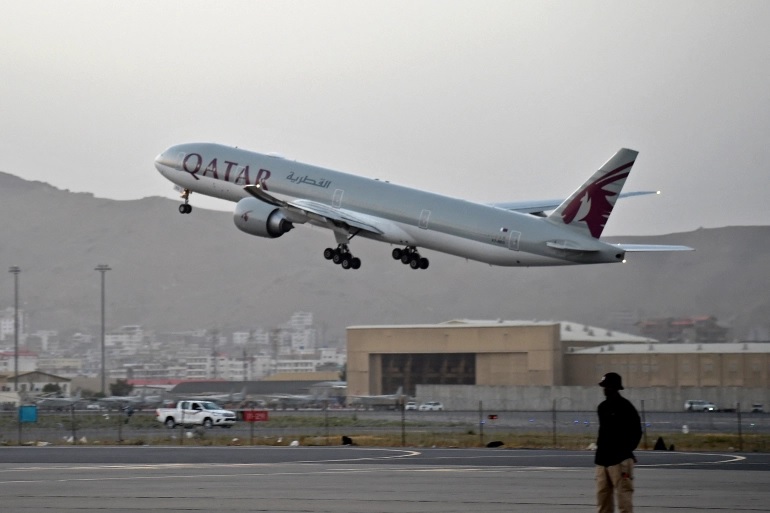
[561,162,633,238]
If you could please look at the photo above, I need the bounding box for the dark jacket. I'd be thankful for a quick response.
[595,393,642,466]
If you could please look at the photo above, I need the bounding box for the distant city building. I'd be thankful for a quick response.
[637,315,729,344]
[0,350,38,376]
[37,357,83,377]
[232,331,250,346]
[273,358,319,374]
[25,330,58,353]
[0,307,25,343]
[20,311,338,384]
[105,325,146,356]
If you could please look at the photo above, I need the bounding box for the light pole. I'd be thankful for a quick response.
[95,264,111,395]
[8,266,20,392]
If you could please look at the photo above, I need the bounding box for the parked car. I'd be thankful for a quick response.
[684,400,717,412]
[404,401,418,411]
[418,401,444,411]
[156,400,237,428]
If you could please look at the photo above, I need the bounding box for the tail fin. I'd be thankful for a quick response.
[548,148,638,238]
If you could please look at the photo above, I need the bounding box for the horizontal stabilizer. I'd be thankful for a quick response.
[615,244,694,252]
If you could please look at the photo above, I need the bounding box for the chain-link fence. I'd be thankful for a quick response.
[2,408,768,451]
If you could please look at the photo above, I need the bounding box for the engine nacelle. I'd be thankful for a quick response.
[233,198,293,238]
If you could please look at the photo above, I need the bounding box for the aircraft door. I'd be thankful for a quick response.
[508,230,521,251]
[419,209,431,229]
[332,189,344,208]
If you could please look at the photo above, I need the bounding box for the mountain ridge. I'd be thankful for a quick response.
[1,171,767,341]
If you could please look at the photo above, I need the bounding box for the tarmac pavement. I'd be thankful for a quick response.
[1,446,768,512]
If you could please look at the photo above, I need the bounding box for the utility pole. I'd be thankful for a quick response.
[95,264,111,395]
[8,266,20,392]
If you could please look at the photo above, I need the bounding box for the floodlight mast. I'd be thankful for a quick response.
[95,264,111,395]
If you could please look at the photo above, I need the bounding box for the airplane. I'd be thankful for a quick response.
[177,387,248,405]
[349,386,405,411]
[154,143,692,270]
[266,393,320,410]
[98,394,146,409]
[98,388,165,410]
[34,390,82,410]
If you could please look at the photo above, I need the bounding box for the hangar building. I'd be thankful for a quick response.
[346,320,770,405]
[346,319,655,397]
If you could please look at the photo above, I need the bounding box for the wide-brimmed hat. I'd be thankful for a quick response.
[599,372,624,390]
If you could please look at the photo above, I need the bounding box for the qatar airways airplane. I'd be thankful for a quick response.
[154,143,692,270]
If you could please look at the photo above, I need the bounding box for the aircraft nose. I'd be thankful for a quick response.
[154,148,177,176]
[154,151,167,171]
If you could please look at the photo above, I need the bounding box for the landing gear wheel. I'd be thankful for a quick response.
[178,204,192,214]
[327,243,361,269]
[394,246,427,270]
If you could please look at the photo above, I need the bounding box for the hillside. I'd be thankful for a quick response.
[1,171,767,341]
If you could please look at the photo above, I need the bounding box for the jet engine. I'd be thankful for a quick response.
[233,197,293,238]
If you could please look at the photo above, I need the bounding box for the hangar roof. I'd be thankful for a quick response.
[348,319,656,344]
[571,342,770,354]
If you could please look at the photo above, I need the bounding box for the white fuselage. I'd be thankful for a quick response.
[155,143,625,267]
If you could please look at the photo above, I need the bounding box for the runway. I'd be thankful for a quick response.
[1,447,768,512]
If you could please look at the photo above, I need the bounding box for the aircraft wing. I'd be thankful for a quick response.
[243,184,384,234]
[614,244,694,252]
[491,191,659,216]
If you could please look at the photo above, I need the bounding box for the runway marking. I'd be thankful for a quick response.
[412,450,747,467]
[636,452,746,466]
[0,447,421,474]
[0,464,581,485]
[0,447,749,484]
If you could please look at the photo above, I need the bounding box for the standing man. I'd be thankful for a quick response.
[595,372,642,513]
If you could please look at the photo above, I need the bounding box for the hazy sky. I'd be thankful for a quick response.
[2,1,768,235]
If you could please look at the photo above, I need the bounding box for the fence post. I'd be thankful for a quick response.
[737,402,743,452]
[552,399,557,448]
[641,399,648,451]
[479,401,484,447]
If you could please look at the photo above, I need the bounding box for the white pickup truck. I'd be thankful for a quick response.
[155,400,237,429]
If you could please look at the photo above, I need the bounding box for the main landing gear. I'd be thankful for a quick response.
[178,189,192,214]
[323,245,362,270]
[392,247,429,270]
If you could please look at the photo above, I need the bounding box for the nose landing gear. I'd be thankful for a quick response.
[178,189,192,214]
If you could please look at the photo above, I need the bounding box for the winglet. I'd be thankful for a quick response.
[548,149,638,238]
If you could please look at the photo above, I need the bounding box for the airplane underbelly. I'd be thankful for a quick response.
[385,223,576,267]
